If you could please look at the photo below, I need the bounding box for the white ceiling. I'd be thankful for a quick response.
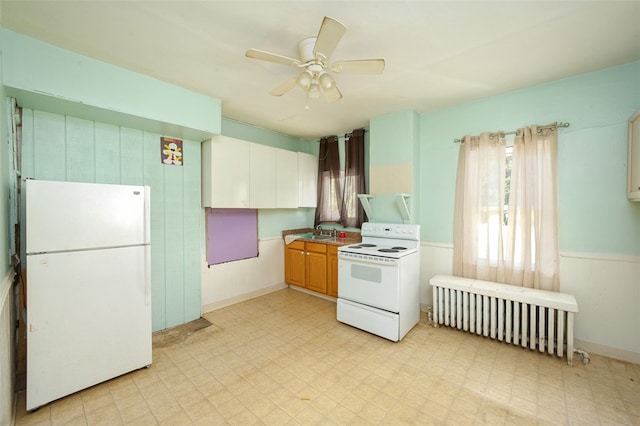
[2,1,639,139]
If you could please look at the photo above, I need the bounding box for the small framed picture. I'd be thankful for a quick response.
[161,137,183,166]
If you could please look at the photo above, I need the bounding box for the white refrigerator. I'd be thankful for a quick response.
[25,179,152,411]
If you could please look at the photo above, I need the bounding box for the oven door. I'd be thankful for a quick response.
[338,253,400,312]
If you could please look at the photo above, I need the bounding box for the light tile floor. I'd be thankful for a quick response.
[15,288,640,425]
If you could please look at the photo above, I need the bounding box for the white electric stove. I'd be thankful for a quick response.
[337,222,420,341]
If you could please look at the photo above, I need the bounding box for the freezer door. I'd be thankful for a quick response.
[26,179,150,253]
[26,246,152,410]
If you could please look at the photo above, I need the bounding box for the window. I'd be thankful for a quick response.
[317,168,343,223]
[315,129,366,228]
[504,144,513,225]
[453,125,559,291]
[314,136,342,225]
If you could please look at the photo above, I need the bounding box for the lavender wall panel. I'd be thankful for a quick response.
[206,208,258,265]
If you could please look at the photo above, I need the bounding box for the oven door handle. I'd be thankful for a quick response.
[338,253,398,266]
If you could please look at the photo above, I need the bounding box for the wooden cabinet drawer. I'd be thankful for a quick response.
[288,240,305,251]
[305,242,327,254]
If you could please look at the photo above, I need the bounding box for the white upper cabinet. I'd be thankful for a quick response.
[276,148,299,208]
[202,136,250,208]
[298,152,318,207]
[250,143,277,208]
[202,136,304,209]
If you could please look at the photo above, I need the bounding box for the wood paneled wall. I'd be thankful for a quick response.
[20,109,202,332]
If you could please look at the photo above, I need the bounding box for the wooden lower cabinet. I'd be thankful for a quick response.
[285,241,306,287]
[327,245,338,297]
[285,240,336,295]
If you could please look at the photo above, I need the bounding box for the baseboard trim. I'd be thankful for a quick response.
[201,283,288,313]
[421,301,638,364]
[288,285,337,303]
[574,339,640,365]
[1,270,15,426]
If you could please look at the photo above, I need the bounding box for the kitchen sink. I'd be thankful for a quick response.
[296,233,333,240]
[311,234,333,240]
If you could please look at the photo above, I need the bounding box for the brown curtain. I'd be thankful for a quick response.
[340,128,366,228]
[314,135,342,226]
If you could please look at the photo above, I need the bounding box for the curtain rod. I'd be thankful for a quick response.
[453,122,570,143]
[317,128,367,142]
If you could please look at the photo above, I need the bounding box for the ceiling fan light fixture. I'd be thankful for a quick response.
[298,70,313,89]
[318,71,334,89]
[246,16,385,107]
[308,82,321,99]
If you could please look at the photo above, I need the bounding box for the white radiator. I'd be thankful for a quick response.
[430,275,579,365]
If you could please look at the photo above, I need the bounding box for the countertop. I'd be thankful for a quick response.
[282,228,362,246]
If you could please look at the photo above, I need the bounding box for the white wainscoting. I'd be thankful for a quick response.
[201,237,287,313]
[419,242,640,364]
[1,270,15,426]
[559,252,640,364]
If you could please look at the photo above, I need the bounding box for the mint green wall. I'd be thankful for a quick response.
[20,109,202,331]
[221,118,316,238]
[0,29,223,332]
[420,61,640,255]
[1,29,221,137]
[222,118,311,151]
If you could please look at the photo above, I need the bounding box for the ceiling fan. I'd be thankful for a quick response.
[245,16,385,106]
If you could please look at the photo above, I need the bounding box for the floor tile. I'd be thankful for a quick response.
[14,288,640,425]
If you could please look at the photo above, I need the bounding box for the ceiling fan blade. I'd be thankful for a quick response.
[313,17,346,62]
[331,59,385,74]
[321,83,342,103]
[269,76,299,96]
[246,48,301,67]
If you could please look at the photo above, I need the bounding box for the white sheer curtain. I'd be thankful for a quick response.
[453,125,560,292]
[505,125,559,291]
[453,132,507,281]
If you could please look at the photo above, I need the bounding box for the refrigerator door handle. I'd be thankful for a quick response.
[144,186,151,306]
[144,244,151,306]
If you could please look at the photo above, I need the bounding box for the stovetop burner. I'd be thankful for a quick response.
[340,243,417,259]
[338,222,420,259]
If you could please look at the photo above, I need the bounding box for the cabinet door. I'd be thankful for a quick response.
[202,136,250,208]
[306,251,328,293]
[285,242,306,287]
[250,143,277,208]
[629,109,640,200]
[327,246,338,297]
[298,152,317,207]
[276,148,299,208]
